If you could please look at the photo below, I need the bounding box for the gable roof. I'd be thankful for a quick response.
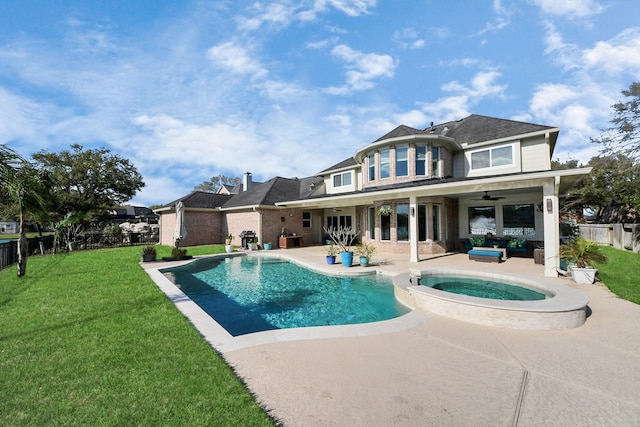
[318,157,358,174]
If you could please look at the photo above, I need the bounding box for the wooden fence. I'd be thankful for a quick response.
[578,224,640,253]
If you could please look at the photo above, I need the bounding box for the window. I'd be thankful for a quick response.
[432,205,441,241]
[380,149,390,179]
[380,212,391,241]
[368,153,375,181]
[431,146,441,177]
[327,215,352,229]
[396,204,409,241]
[415,145,426,176]
[302,212,311,228]
[503,204,535,236]
[368,207,376,239]
[471,145,514,170]
[418,205,427,241]
[332,171,352,187]
[468,206,496,235]
[396,146,408,177]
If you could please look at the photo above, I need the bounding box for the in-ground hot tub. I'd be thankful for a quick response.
[393,268,589,330]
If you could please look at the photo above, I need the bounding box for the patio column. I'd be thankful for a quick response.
[542,177,560,277]
[409,195,419,263]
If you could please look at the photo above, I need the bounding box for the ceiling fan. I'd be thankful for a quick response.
[474,191,506,201]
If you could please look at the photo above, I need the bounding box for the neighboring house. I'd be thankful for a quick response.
[0,219,19,234]
[156,114,591,277]
[110,205,159,224]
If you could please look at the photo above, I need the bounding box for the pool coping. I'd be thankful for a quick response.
[144,253,432,353]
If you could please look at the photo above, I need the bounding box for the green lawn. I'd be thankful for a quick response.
[596,246,640,305]
[0,245,274,426]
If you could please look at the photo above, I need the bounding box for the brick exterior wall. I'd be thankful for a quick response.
[159,209,223,247]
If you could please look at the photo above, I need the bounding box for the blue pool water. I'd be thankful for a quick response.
[420,276,547,301]
[163,256,410,336]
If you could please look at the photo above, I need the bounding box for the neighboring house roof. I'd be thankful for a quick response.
[110,205,159,221]
[222,176,324,209]
[160,191,233,210]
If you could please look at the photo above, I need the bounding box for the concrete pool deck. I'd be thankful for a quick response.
[143,247,640,425]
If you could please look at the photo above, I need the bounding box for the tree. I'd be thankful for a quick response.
[193,174,241,193]
[31,144,144,242]
[568,154,640,223]
[1,145,51,277]
[592,82,640,160]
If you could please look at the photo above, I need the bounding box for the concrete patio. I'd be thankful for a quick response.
[146,247,640,425]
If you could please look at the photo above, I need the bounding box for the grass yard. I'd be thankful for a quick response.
[596,246,640,305]
[0,245,275,426]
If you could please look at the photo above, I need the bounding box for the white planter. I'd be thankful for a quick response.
[248,243,258,251]
[225,244,233,253]
[571,267,597,285]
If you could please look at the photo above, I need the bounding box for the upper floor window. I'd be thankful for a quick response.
[332,171,352,187]
[368,153,375,181]
[415,145,426,176]
[396,146,408,177]
[380,149,390,179]
[432,146,441,177]
[471,145,514,170]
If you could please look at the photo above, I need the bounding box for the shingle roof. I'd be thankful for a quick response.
[318,157,357,174]
[222,176,325,208]
[161,191,232,209]
[375,115,554,145]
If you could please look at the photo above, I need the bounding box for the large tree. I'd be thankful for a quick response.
[568,154,640,223]
[193,174,241,193]
[592,82,640,159]
[32,144,144,237]
[1,145,50,276]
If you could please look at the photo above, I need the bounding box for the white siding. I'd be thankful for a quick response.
[521,136,551,172]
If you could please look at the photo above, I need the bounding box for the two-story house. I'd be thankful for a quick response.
[156,114,591,277]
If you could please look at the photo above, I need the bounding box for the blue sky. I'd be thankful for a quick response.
[1,0,639,207]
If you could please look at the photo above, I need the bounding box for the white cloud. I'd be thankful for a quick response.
[236,2,295,31]
[206,42,267,79]
[416,70,507,123]
[393,28,425,49]
[529,0,605,18]
[582,28,640,76]
[325,44,395,94]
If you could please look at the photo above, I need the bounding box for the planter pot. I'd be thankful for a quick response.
[264,243,272,250]
[326,255,336,265]
[142,254,156,262]
[571,267,597,285]
[248,243,258,251]
[359,256,369,267]
[225,244,233,253]
[340,251,354,267]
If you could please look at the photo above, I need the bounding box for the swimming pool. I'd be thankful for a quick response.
[162,256,410,336]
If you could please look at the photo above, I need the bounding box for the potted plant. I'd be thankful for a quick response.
[323,226,360,267]
[248,237,258,251]
[377,205,393,216]
[355,241,376,267]
[264,242,273,250]
[325,243,339,264]
[559,237,608,284]
[224,233,234,253]
[171,247,190,260]
[141,245,156,262]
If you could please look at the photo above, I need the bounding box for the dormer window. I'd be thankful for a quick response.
[470,144,514,170]
[332,171,352,187]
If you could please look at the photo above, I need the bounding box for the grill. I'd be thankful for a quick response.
[239,230,256,249]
